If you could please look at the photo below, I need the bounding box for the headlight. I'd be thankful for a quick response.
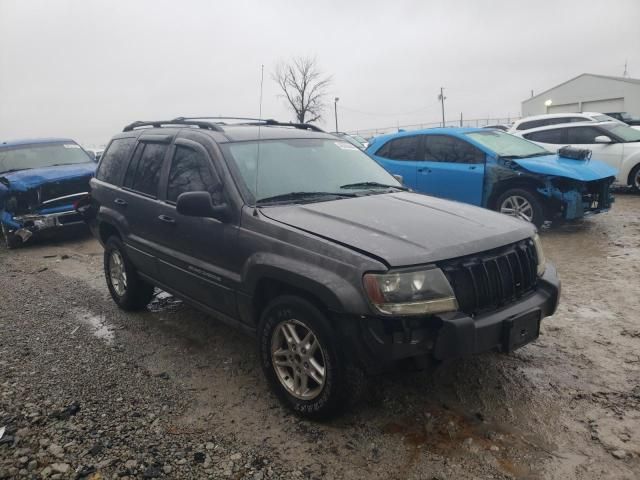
[363,267,458,316]
[533,234,546,276]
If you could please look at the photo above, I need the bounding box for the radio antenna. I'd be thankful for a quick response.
[253,64,265,216]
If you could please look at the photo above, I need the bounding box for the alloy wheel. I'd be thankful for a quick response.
[270,319,326,400]
[108,249,128,296]
[500,195,534,222]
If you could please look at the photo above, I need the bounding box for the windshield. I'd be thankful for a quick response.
[600,123,640,142]
[465,130,550,157]
[619,112,640,122]
[221,138,401,204]
[0,142,92,174]
[593,114,620,123]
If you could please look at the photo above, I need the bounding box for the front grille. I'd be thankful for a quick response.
[440,239,538,316]
[39,176,91,203]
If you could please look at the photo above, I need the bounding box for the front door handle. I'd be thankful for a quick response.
[158,215,176,224]
[114,198,127,207]
[417,168,431,173]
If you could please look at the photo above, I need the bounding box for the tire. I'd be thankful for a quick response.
[104,236,154,311]
[1,225,22,249]
[257,295,348,419]
[495,187,545,228]
[629,164,640,191]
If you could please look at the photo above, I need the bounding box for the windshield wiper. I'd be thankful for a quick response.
[256,191,356,205]
[500,152,549,159]
[0,168,30,174]
[339,181,407,191]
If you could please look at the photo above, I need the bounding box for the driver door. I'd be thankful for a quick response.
[155,138,238,317]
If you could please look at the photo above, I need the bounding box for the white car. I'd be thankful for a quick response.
[510,112,625,132]
[513,121,640,189]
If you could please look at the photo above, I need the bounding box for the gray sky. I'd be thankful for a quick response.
[1,0,639,146]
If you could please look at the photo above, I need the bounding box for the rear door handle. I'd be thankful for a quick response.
[418,168,431,173]
[158,214,176,224]
[114,198,127,206]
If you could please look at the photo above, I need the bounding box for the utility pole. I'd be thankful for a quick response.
[623,59,628,77]
[334,97,339,132]
[438,87,446,127]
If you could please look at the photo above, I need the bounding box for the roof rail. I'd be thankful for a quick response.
[122,119,224,132]
[174,117,325,132]
[123,117,325,133]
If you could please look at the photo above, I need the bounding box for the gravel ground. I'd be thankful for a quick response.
[1,193,639,480]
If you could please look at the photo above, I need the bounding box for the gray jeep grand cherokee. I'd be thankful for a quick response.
[84,117,560,418]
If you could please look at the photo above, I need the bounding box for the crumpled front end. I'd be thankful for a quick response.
[538,176,615,221]
[0,175,90,244]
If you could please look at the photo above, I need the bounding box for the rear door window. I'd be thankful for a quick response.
[423,135,485,163]
[122,142,168,197]
[96,138,136,185]
[524,128,566,144]
[376,136,420,160]
[167,145,221,203]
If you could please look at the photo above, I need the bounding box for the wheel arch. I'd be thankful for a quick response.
[241,255,368,325]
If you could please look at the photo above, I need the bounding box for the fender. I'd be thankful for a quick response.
[241,252,370,315]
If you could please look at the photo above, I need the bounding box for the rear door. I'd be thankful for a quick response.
[119,138,171,277]
[154,138,238,317]
[416,134,485,205]
[370,135,421,189]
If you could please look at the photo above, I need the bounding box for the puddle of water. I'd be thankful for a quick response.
[74,309,115,344]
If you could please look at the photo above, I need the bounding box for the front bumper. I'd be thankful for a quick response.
[338,263,560,374]
[1,205,85,242]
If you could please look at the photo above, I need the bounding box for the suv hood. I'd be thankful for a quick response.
[260,192,535,267]
[0,163,96,191]
[513,154,617,181]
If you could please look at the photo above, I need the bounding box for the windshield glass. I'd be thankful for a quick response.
[465,130,550,157]
[594,114,618,123]
[221,138,401,203]
[600,123,640,142]
[0,142,92,174]
[619,112,640,122]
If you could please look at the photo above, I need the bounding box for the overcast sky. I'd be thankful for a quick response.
[1,0,639,146]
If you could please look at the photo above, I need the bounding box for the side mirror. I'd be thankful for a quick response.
[392,174,404,184]
[594,135,613,144]
[176,191,229,221]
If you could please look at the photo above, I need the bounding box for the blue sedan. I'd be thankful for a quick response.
[366,128,617,227]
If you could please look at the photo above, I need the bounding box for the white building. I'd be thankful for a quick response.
[521,73,640,116]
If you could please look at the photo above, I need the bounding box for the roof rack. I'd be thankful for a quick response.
[174,117,325,132]
[122,119,224,132]
[123,117,325,133]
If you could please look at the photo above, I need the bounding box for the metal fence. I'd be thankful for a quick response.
[349,116,518,138]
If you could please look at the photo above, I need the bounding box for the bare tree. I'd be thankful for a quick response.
[273,57,332,124]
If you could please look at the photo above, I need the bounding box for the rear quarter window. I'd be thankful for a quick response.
[96,138,136,185]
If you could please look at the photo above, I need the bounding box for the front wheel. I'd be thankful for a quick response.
[258,295,348,419]
[496,188,545,228]
[104,236,154,311]
[629,164,640,191]
[1,225,22,249]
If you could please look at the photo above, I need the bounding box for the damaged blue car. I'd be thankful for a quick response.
[366,128,617,227]
[0,138,96,248]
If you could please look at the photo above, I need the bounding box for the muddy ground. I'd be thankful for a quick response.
[1,193,639,480]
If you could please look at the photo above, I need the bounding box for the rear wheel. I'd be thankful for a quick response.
[629,164,640,191]
[258,295,348,419]
[496,188,545,227]
[104,236,154,310]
